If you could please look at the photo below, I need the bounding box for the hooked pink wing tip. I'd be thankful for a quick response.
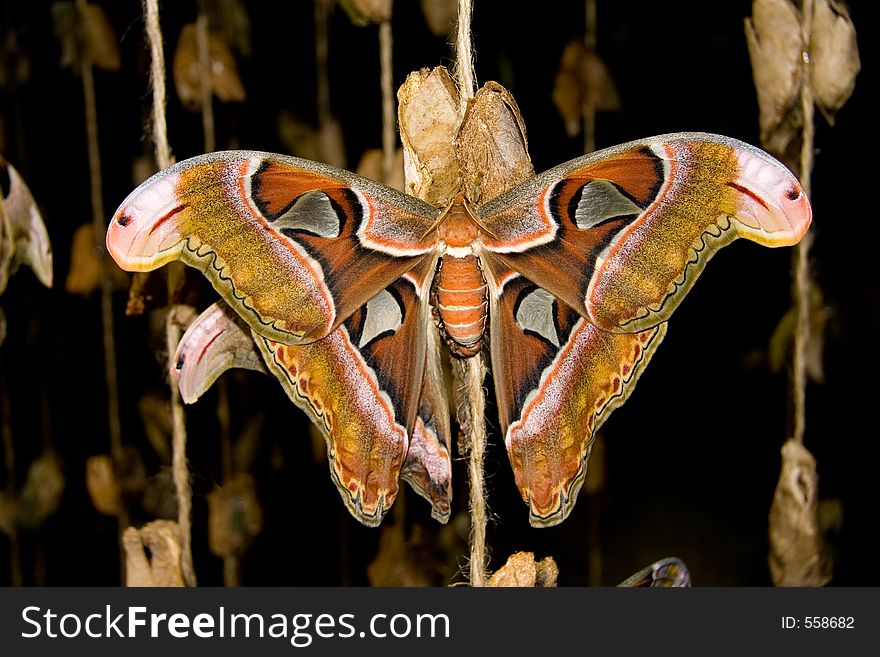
[106,173,183,271]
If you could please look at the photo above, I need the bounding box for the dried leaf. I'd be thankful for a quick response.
[487,551,558,587]
[65,223,128,295]
[618,557,692,587]
[355,148,405,192]
[811,0,860,124]
[552,40,620,138]
[768,439,832,586]
[18,451,65,530]
[123,520,185,587]
[0,157,52,293]
[78,3,121,71]
[339,0,393,26]
[207,473,263,558]
[397,67,464,205]
[745,0,804,158]
[86,454,121,516]
[420,0,457,36]
[173,23,245,110]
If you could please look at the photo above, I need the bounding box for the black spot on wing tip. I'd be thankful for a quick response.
[175,353,185,370]
[786,187,801,201]
[116,213,132,227]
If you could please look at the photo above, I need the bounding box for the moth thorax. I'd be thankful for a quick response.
[432,254,488,358]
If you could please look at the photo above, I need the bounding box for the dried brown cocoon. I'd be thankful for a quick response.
[339,0,393,25]
[420,0,457,36]
[367,523,447,586]
[768,283,829,383]
[206,473,263,558]
[65,223,129,295]
[487,551,559,587]
[768,439,832,586]
[552,39,620,138]
[17,452,65,530]
[398,67,464,205]
[356,147,405,192]
[78,2,121,71]
[811,0,860,124]
[124,520,186,587]
[86,454,122,516]
[173,24,246,110]
[455,81,534,202]
[745,0,804,157]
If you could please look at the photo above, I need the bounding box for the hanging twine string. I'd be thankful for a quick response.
[76,0,128,579]
[792,0,815,445]
[143,0,196,587]
[379,9,395,181]
[454,0,488,588]
[455,0,476,100]
[582,0,597,154]
[195,6,216,153]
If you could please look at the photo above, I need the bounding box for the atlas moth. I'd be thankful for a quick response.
[107,132,811,527]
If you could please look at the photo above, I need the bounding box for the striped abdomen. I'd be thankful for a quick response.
[434,254,488,357]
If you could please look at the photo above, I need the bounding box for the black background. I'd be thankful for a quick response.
[0,0,876,586]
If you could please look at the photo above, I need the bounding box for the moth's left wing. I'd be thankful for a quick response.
[254,258,442,526]
[107,151,440,345]
[173,288,452,524]
[477,133,811,333]
[484,260,665,527]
